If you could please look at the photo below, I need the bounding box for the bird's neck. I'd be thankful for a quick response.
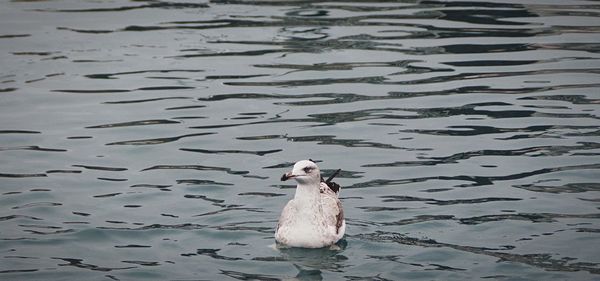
[294,182,321,205]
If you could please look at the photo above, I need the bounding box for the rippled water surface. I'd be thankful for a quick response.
[1,0,600,280]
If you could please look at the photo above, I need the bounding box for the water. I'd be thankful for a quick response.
[1,0,599,280]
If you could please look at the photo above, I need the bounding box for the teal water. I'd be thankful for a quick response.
[1,0,599,280]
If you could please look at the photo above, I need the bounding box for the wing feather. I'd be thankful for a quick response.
[320,183,345,237]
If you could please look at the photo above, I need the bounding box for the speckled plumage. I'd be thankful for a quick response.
[275,160,345,248]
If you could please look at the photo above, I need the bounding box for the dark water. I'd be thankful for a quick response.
[1,0,599,280]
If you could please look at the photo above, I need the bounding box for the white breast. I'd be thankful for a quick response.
[275,183,345,248]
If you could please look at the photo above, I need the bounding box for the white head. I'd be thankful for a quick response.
[281,160,321,186]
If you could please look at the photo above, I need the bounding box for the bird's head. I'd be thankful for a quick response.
[281,160,321,185]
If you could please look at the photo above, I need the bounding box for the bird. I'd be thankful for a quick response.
[275,159,345,248]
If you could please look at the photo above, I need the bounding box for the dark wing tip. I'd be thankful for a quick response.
[325,169,341,183]
[326,181,340,193]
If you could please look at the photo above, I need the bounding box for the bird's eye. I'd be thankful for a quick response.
[303,167,313,173]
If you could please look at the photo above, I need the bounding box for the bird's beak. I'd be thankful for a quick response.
[281,172,295,181]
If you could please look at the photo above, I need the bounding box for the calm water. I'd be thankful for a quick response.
[1,0,599,280]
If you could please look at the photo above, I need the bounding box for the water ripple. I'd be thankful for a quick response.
[85,69,204,79]
[107,132,215,146]
[71,165,127,172]
[350,163,600,188]
[35,2,209,13]
[0,172,47,178]
[52,257,136,272]
[86,119,180,129]
[180,148,283,156]
[1,0,599,279]
[356,231,600,274]
[364,142,600,167]
[0,146,67,152]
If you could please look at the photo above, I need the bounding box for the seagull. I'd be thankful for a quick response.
[275,160,346,248]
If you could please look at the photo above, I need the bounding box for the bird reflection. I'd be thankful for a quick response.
[273,240,348,280]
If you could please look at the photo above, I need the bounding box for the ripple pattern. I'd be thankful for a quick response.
[1,0,599,280]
